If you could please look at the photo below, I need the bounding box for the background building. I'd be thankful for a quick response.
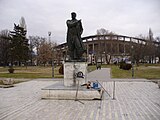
[54,32,160,65]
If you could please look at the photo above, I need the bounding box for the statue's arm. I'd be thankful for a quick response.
[66,20,79,27]
[79,20,83,35]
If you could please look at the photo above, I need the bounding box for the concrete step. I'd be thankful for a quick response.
[41,82,102,100]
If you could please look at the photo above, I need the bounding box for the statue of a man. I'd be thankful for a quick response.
[66,12,86,60]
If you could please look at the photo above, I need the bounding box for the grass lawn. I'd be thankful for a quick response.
[0,64,160,80]
[111,64,160,79]
[0,66,63,78]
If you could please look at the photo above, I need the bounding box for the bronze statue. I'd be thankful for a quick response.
[66,12,86,60]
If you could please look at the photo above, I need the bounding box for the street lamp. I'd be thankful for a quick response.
[48,32,54,78]
[131,45,134,78]
[48,31,51,43]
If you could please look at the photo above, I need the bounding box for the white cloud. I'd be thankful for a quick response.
[0,0,160,44]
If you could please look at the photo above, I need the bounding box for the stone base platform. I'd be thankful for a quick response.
[41,82,102,100]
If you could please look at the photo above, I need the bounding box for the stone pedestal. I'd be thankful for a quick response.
[41,61,102,100]
[64,61,87,87]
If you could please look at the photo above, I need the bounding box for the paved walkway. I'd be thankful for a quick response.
[0,69,160,120]
[87,68,111,81]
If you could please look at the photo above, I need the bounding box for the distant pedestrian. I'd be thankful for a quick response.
[96,63,101,70]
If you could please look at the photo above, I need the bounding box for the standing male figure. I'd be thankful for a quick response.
[66,12,86,60]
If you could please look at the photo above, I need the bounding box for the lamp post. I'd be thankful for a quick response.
[103,51,105,64]
[48,32,54,78]
[51,48,54,78]
[131,45,134,78]
[48,32,51,43]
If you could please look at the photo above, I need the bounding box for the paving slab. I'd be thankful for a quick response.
[0,68,160,120]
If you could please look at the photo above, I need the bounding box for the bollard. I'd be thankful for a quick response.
[112,81,116,100]
[158,80,160,89]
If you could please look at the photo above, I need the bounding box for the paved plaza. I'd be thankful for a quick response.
[0,68,160,120]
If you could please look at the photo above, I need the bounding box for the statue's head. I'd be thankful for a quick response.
[71,12,76,19]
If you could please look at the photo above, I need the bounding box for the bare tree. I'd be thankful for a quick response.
[136,32,157,64]
[155,37,160,63]
[96,28,116,64]
[29,36,45,65]
[29,36,57,66]
[96,28,115,35]
[97,28,109,35]
[145,40,155,63]
[37,40,52,66]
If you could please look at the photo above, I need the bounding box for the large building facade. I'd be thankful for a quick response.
[54,34,159,65]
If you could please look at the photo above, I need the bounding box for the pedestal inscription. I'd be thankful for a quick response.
[64,62,87,87]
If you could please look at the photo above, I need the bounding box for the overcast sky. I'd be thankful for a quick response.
[0,0,160,43]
